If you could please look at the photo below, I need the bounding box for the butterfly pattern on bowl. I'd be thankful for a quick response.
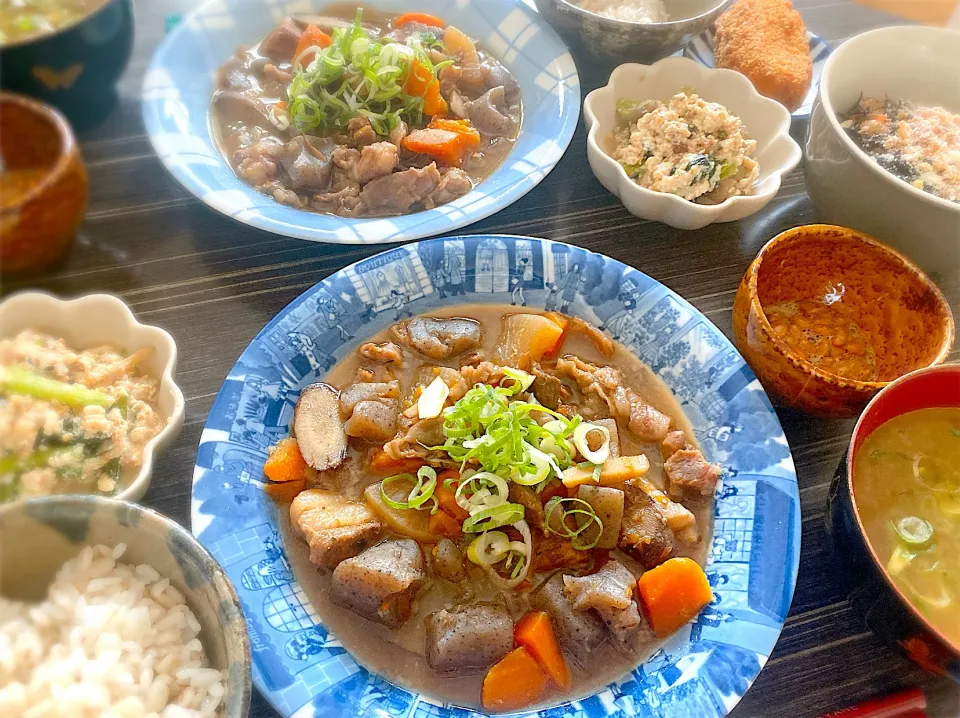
[684,30,832,117]
[142,0,580,245]
[191,235,801,718]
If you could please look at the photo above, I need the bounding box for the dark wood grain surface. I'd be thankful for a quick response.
[3,1,958,716]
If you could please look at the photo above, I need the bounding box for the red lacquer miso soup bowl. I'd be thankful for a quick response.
[828,364,960,681]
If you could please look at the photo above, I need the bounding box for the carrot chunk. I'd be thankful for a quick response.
[422,79,449,116]
[369,447,425,475]
[293,24,332,67]
[402,60,433,98]
[402,128,465,166]
[428,118,480,151]
[434,471,469,520]
[542,312,571,357]
[637,557,713,638]
[263,477,305,502]
[394,12,445,28]
[428,509,462,538]
[482,647,548,713]
[264,437,308,483]
[514,611,571,690]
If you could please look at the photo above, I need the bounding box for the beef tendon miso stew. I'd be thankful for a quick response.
[264,308,720,712]
[854,408,960,648]
[211,6,522,218]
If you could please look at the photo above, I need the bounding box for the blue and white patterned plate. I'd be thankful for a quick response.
[142,0,579,245]
[684,30,832,118]
[191,235,801,718]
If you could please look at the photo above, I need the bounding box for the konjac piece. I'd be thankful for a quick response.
[330,539,425,628]
[532,573,608,664]
[425,604,514,673]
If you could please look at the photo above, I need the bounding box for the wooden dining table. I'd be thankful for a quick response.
[3,0,958,715]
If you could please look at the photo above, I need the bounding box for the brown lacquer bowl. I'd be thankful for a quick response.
[828,365,960,681]
[732,224,954,418]
[0,92,88,274]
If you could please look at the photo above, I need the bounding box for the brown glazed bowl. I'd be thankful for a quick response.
[732,224,954,417]
[828,365,960,681]
[0,92,88,274]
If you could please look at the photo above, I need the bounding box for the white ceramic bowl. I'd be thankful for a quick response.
[0,292,185,502]
[804,26,960,274]
[584,58,801,230]
[534,0,734,65]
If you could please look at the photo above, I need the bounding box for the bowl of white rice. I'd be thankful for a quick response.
[534,0,734,64]
[0,496,250,718]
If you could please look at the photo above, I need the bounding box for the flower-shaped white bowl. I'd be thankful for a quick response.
[0,292,185,503]
[584,57,802,229]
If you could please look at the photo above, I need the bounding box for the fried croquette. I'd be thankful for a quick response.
[714,0,813,112]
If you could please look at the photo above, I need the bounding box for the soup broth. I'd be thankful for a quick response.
[854,407,960,647]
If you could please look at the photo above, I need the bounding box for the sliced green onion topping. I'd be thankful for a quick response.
[433,383,580,484]
[501,367,535,393]
[462,502,525,533]
[418,376,449,419]
[894,516,934,547]
[380,466,438,512]
[543,496,604,550]
[573,422,611,464]
[887,544,916,576]
[286,7,441,135]
[454,471,510,513]
[466,521,532,588]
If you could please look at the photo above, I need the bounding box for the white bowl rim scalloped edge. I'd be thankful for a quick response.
[818,25,960,216]
[584,57,802,227]
[0,291,185,504]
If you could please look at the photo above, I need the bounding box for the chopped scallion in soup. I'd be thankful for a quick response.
[0,0,108,45]
[854,407,960,647]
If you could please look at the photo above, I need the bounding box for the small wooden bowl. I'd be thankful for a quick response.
[732,224,954,417]
[0,92,88,274]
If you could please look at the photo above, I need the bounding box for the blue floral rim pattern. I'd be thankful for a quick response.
[191,234,801,718]
[142,0,580,244]
[684,30,832,118]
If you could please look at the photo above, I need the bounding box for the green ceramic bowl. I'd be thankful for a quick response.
[0,0,134,129]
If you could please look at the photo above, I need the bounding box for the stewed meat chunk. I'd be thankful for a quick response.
[391,317,483,360]
[290,490,382,569]
[359,342,404,366]
[330,539,425,628]
[260,16,302,60]
[661,430,688,460]
[563,560,651,649]
[532,574,607,664]
[340,381,400,442]
[425,604,514,673]
[664,448,722,498]
[555,356,672,441]
[619,480,675,569]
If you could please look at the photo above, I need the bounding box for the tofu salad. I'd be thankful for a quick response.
[612,91,759,203]
[0,331,165,502]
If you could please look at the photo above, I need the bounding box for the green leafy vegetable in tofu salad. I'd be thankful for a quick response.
[612,91,759,204]
[0,331,165,502]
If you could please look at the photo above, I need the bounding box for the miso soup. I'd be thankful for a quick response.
[854,407,960,647]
